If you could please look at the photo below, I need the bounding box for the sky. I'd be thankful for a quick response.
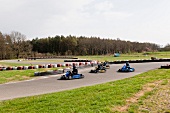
[0,0,170,46]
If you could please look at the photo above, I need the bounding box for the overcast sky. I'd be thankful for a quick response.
[0,0,170,46]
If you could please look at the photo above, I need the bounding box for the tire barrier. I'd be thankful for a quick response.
[38,65,44,68]
[65,64,69,67]
[53,64,57,68]
[64,60,92,62]
[48,64,52,68]
[79,62,82,66]
[160,64,170,69]
[6,67,13,70]
[2,67,6,71]
[61,64,65,67]
[108,58,170,64]
[34,65,39,69]
[57,64,61,67]
[13,67,17,70]
[0,60,97,72]
[23,66,28,70]
[17,66,23,70]
[1,58,169,72]
[28,66,34,69]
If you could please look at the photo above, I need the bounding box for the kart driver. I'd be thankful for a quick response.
[72,63,78,74]
[97,64,102,70]
[126,62,130,69]
[103,62,107,66]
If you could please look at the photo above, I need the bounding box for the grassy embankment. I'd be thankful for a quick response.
[0,69,169,113]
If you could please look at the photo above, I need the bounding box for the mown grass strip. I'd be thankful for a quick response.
[0,62,30,67]
[0,68,63,84]
[0,69,170,113]
[0,70,35,84]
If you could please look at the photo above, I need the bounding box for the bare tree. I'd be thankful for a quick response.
[10,31,27,59]
[0,32,5,59]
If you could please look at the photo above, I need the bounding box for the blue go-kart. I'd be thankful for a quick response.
[118,65,135,72]
[60,71,84,80]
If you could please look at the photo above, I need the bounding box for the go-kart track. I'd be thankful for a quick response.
[0,62,169,101]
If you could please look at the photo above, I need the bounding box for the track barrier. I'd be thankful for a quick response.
[1,58,170,72]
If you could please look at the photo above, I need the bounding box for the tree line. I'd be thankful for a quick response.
[31,35,159,56]
[0,31,32,60]
[0,31,169,60]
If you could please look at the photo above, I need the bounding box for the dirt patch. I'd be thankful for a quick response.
[126,81,162,103]
[6,76,16,81]
[0,65,7,67]
[138,80,170,113]
[22,76,30,79]
[112,80,163,112]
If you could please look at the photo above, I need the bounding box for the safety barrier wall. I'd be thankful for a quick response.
[0,58,170,71]
[160,65,170,69]
[0,61,95,71]
[108,58,170,64]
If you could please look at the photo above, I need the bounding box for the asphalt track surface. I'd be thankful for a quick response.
[0,62,169,101]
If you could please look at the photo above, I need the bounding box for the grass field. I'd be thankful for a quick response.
[77,51,170,62]
[0,67,64,84]
[0,69,169,113]
[0,62,30,67]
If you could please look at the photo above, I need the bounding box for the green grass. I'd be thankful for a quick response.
[0,68,63,84]
[0,69,34,84]
[0,60,67,84]
[0,59,65,67]
[21,59,65,62]
[0,62,30,67]
[77,51,170,62]
[0,69,170,113]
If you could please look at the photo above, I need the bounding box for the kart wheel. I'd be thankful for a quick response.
[68,75,72,80]
[60,75,66,80]
[81,74,84,78]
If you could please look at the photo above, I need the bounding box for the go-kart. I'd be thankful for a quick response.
[102,62,110,69]
[118,65,135,72]
[59,71,84,80]
[103,64,110,69]
[90,67,106,73]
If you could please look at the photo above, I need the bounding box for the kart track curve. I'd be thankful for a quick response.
[0,62,169,101]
